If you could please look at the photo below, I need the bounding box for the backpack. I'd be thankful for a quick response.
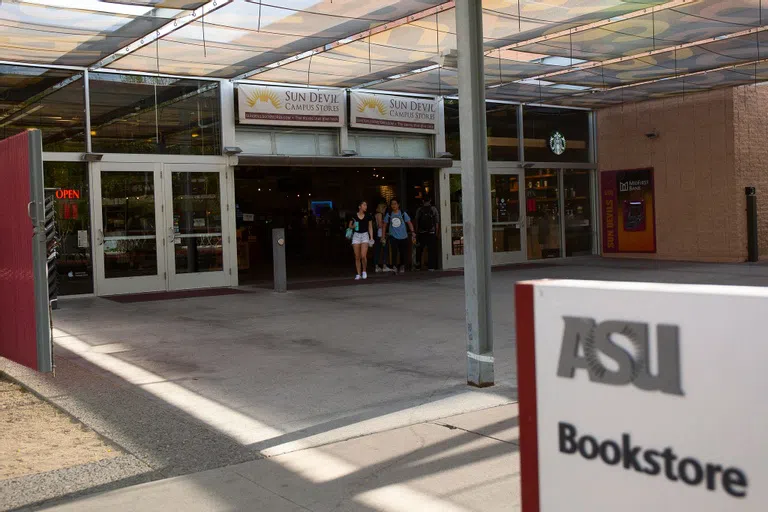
[418,206,437,233]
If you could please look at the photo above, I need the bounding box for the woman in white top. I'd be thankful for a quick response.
[348,200,374,280]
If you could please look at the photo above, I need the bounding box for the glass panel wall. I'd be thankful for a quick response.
[563,169,594,256]
[523,106,590,163]
[44,162,93,295]
[0,65,85,152]
[525,169,561,259]
[486,103,518,161]
[444,100,519,161]
[89,73,221,155]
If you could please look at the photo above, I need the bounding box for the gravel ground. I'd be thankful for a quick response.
[0,377,120,481]
[0,376,151,511]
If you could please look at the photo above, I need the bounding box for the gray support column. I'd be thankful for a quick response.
[84,70,92,153]
[517,104,525,162]
[456,0,494,387]
[272,228,287,292]
[435,97,447,155]
[28,130,53,373]
[340,90,351,155]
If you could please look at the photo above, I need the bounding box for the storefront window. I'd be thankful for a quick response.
[0,65,85,152]
[523,107,590,163]
[444,100,519,161]
[44,162,93,295]
[89,73,221,155]
[486,103,518,161]
[563,170,593,256]
[444,99,461,161]
[525,169,561,259]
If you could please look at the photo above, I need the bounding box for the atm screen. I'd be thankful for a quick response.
[624,200,646,232]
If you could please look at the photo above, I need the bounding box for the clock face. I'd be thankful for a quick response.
[549,131,567,155]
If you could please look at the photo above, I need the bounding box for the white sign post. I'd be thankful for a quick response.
[515,280,767,511]
[350,91,438,134]
[238,84,344,128]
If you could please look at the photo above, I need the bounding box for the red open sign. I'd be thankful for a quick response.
[55,189,80,200]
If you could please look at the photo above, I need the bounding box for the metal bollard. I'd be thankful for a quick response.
[272,228,287,292]
[746,187,758,262]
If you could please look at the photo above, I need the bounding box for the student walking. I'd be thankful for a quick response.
[348,200,374,280]
[415,197,440,271]
[383,198,414,274]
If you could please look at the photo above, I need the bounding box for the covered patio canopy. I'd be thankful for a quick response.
[1,0,767,107]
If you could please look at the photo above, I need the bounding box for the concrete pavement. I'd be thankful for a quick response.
[4,257,768,510]
[38,404,520,512]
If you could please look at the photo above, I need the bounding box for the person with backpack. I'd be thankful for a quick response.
[383,197,415,274]
[414,197,440,271]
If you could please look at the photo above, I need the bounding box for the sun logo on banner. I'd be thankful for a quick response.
[357,95,387,115]
[245,87,281,109]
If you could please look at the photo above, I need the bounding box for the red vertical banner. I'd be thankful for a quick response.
[0,131,38,370]
[601,170,618,253]
[601,168,656,254]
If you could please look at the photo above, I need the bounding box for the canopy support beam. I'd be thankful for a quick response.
[456,0,494,387]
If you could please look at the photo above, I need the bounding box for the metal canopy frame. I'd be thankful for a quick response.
[1,0,768,107]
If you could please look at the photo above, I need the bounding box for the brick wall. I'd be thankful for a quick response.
[597,88,743,262]
[733,85,768,259]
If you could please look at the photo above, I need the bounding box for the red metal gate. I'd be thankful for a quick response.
[0,130,52,372]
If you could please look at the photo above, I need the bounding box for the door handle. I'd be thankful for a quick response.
[96,228,104,246]
[168,226,175,244]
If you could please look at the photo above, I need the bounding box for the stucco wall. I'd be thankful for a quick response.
[733,85,768,259]
[597,89,743,262]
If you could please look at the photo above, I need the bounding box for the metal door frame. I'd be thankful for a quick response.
[91,161,166,296]
[163,163,231,291]
[440,162,527,270]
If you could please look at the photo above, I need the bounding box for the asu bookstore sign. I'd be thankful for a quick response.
[514,280,768,511]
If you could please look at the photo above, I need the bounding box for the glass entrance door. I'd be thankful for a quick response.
[439,168,526,269]
[93,163,165,296]
[163,164,229,291]
[490,173,525,265]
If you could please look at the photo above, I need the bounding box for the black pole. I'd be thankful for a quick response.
[746,187,758,262]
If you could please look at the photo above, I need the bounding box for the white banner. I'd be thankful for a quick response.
[516,280,768,511]
[238,85,344,128]
[350,92,438,134]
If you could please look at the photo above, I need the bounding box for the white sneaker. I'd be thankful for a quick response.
[382,265,392,272]
[375,266,382,273]
[399,266,405,273]
[362,272,368,279]
[355,274,361,280]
